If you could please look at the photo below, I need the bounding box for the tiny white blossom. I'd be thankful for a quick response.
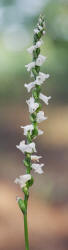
[25,72,50,93]
[31,163,44,174]
[36,40,43,48]
[35,72,49,85]
[36,54,46,66]
[21,124,34,135]
[25,62,35,72]
[25,72,49,93]
[27,40,43,54]
[31,155,42,162]
[14,174,31,188]
[39,93,51,105]
[27,46,35,54]
[26,96,39,113]
[24,82,35,92]
[38,129,44,135]
[16,140,36,153]
[37,24,43,31]
[36,111,47,123]
[34,28,39,34]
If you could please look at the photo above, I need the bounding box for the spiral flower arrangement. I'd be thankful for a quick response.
[15,15,51,250]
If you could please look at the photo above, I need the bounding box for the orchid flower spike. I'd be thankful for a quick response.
[15,15,51,250]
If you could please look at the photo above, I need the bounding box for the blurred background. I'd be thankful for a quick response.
[0,0,68,249]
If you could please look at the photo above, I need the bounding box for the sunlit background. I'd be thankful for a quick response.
[0,0,68,249]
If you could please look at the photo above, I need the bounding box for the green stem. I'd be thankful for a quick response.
[24,198,30,250]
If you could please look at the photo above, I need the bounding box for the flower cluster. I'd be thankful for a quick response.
[15,15,51,213]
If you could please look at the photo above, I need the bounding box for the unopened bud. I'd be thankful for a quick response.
[16,197,26,214]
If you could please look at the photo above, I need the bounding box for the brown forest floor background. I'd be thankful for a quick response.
[0,104,68,250]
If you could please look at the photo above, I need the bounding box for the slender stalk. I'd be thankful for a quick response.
[24,197,30,250]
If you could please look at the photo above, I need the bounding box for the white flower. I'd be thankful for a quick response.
[39,93,51,105]
[25,55,46,72]
[25,72,50,93]
[34,28,39,34]
[36,54,46,66]
[27,40,43,55]
[24,81,35,92]
[26,96,39,113]
[37,24,43,31]
[38,129,44,135]
[25,62,35,72]
[31,163,44,174]
[36,111,47,123]
[27,46,35,54]
[31,155,42,162]
[36,40,43,48]
[35,72,49,85]
[14,174,31,188]
[16,140,36,153]
[21,124,34,135]
[21,125,43,137]
[25,72,49,93]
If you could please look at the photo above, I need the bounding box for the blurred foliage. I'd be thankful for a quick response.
[0,0,68,104]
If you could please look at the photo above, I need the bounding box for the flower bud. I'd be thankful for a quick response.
[17,197,26,214]
[23,186,29,197]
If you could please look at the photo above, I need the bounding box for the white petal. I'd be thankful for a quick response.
[39,93,51,105]
[36,111,47,123]
[16,140,36,153]
[14,174,31,188]
[37,24,43,31]
[27,40,43,55]
[26,96,39,113]
[34,28,39,34]
[35,72,49,85]
[24,82,35,92]
[31,163,44,174]
[14,178,20,184]
[36,55,46,66]
[27,46,34,54]
[31,155,42,162]
[20,174,31,182]
[35,40,43,48]
[21,124,34,136]
[25,62,35,72]
[39,72,49,80]
[38,129,44,135]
